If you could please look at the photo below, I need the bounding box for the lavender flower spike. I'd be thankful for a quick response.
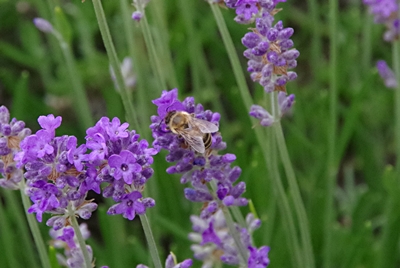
[0,105,31,190]
[377,60,398,89]
[150,89,247,207]
[85,116,157,220]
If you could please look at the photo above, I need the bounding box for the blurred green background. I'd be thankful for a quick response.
[0,0,399,267]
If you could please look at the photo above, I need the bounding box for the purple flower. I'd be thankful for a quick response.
[189,210,269,267]
[132,11,143,22]
[377,60,398,88]
[248,246,270,268]
[278,92,295,115]
[249,105,274,126]
[108,150,142,184]
[150,89,247,206]
[364,0,399,41]
[0,106,31,190]
[235,0,259,23]
[107,191,154,220]
[50,224,94,268]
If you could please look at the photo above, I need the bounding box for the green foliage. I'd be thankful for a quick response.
[1,0,399,267]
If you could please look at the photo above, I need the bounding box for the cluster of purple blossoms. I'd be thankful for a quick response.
[363,0,399,42]
[15,114,156,228]
[150,89,270,266]
[150,89,247,207]
[49,223,94,268]
[136,253,193,268]
[189,209,270,267]
[224,0,298,126]
[0,106,31,189]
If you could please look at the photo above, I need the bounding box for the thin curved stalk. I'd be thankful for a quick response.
[136,0,168,90]
[323,0,338,265]
[68,206,92,268]
[19,180,51,268]
[139,214,163,268]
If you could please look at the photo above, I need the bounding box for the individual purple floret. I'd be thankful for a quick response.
[249,105,274,126]
[364,0,399,41]
[49,224,94,268]
[376,60,398,88]
[189,209,269,267]
[278,91,295,115]
[137,252,193,268]
[150,89,247,207]
[0,106,31,190]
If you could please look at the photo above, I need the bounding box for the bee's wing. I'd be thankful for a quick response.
[177,129,206,153]
[191,118,219,133]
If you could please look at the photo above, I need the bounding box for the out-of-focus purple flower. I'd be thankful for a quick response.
[132,11,143,22]
[150,89,247,207]
[377,60,398,88]
[50,224,94,268]
[364,0,399,41]
[33,18,54,33]
[278,92,295,115]
[189,210,269,267]
[248,246,270,268]
[0,106,31,190]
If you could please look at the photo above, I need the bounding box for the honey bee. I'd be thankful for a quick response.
[164,111,219,154]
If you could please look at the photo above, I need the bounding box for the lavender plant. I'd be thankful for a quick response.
[150,88,270,266]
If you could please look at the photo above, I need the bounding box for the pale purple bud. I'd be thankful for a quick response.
[33,18,54,33]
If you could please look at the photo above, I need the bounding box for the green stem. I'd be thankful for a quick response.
[52,32,93,130]
[393,40,400,174]
[68,205,92,268]
[136,0,168,90]
[269,93,306,268]
[267,127,303,267]
[275,122,315,268]
[139,214,163,268]
[209,181,248,265]
[230,206,246,228]
[119,0,151,139]
[209,3,252,108]
[209,3,306,265]
[91,0,141,132]
[19,180,51,268]
[323,0,338,265]
[306,0,322,84]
